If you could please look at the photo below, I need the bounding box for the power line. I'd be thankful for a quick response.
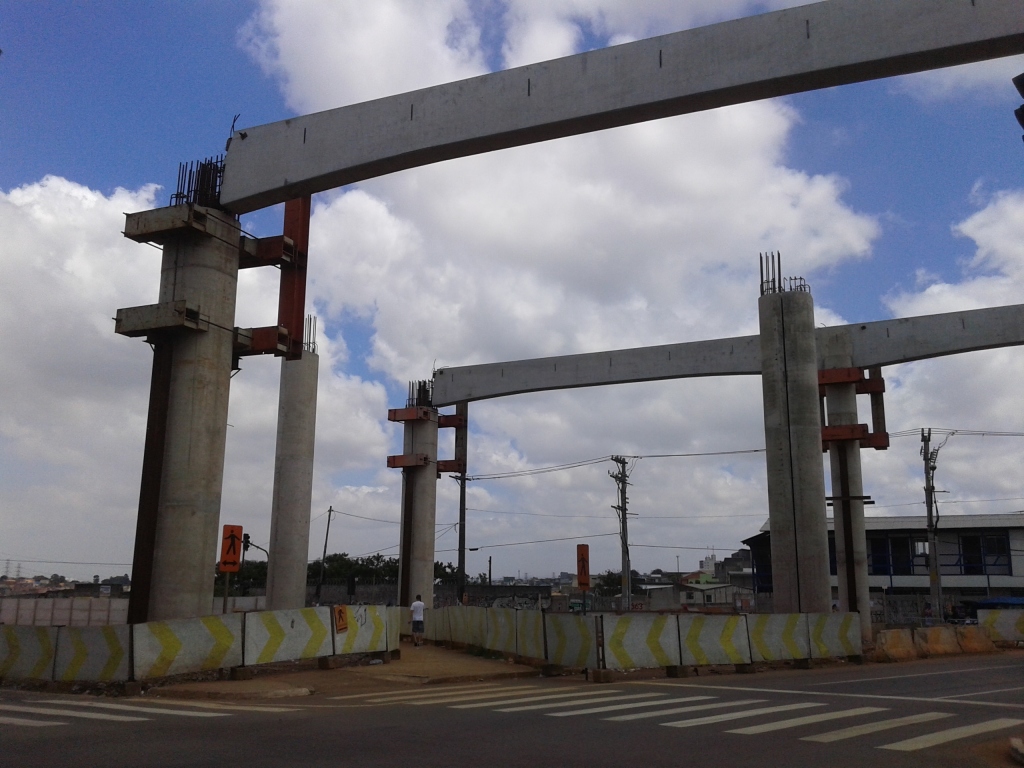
[890,428,1024,439]
[465,506,765,520]
[437,531,620,553]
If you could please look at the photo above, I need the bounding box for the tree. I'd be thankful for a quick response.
[594,569,622,597]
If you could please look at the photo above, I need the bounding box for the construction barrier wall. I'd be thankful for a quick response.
[0,625,58,680]
[386,606,401,652]
[133,614,244,680]
[485,608,518,655]
[544,613,597,669]
[603,612,682,670]
[53,625,131,682]
[679,614,752,666]
[808,612,862,659]
[746,613,810,663]
[979,609,1024,643]
[0,597,130,626]
[244,608,333,665]
[335,605,388,654]
[516,609,545,661]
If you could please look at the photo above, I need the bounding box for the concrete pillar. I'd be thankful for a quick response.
[758,288,831,614]
[398,411,439,608]
[149,206,240,620]
[821,331,872,642]
[265,351,319,610]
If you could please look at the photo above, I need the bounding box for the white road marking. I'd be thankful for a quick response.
[548,696,714,717]
[498,693,665,713]
[403,688,545,705]
[125,699,299,712]
[605,699,767,722]
[0,704,147,722]
[803,664,1022,687]
[726,706,886,735]
[36,700,228,717]
[452,690,623,709]
[331,684,495,704]
[0,715,65,727]
[937,686,1024,699]
[802,712,954,743]
[880,718,1024,751]
[661,702,824,728]
[636,681,1024,710]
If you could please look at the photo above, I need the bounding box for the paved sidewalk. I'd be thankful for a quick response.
[146,641,540,701]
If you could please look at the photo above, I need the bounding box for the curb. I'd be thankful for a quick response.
[1010,738,1024,767]
[146,686,313,700]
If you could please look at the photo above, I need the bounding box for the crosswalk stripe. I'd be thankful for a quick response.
[879,718,1024,751]
[801,712,954,743]
[0,704,147,722]
[452,689,623,710]
[35,700,229,717]
[125,699,299,712]
[549,696,715,717]
[404,688,545,705]
[605,699,767,722]
[498,693,665,713]
[661,702,824,728]
[344,684,497,701]
[726,706,886,735]
[0,715,66,727]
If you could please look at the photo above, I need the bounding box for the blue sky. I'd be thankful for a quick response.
[2,1,1024,581]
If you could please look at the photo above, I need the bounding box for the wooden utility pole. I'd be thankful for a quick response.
[609,456,633,611]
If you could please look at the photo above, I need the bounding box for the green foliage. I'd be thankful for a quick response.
[593,569,622,597]
[307,552,400,584]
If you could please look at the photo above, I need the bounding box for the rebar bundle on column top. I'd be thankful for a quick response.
[407,380,433,408]
[759,251,810,296]
[303,315,318,354]
[170,156,225,209]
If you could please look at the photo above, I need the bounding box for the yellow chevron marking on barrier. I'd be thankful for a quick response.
[63,629,89,681]
[100,626,125,681]
[505,613,517,652]
[720,616,743,664]
[812,614,829,657]
[751,615,773,661]
[29,628,53,679]
[839,614,856,655]
[1016,612,1024,640]
[369,608,385,650]
[783,613,803,659]
[685,617,709,666]
[646,615,672,667]
[0,626,21,677]
[342,608,359,654]
[301,609,328,658]
[148,622,182,678]
[982,611,1000,638]
[576,617,592,668]
[258,613,286,664]
[529,614,543,658]
[608,616,634,669]
[551,617,566,663]
[200,616,235,670]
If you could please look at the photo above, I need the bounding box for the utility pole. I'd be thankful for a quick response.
[454,401,469,601]
[609,456,633,611]
[315,506,333,606]
[488,556,492,586]
[921,430,942,623]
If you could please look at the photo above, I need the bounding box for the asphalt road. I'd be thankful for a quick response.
[3,652,1022,768]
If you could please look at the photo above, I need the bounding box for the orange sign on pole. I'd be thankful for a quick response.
[576,544,591,590]
[219,525,243,573]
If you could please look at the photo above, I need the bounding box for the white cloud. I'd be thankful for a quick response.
[892,55,1024,103]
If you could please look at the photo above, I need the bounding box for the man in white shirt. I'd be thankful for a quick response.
[410,594,426,647]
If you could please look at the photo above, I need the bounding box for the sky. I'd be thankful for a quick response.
[2,1,1024,583]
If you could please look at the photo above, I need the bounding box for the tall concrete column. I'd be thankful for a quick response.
[759,288,831,614]
[821,331,872,642]
[265,351,320,610]
[148,206,240,620]
[398,411,439,608]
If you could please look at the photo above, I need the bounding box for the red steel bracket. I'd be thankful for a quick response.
[387,453,429,468]
[436,459,466,474]
[438,414,468,428]
[388,407,434,423]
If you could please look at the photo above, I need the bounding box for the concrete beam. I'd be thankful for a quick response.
[432,335,761,406]
[432,304,1024,405]
[221,0,1024,213]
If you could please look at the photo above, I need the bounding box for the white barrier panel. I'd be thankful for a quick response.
[244,608,333,665]
[746,613,810,662]
[485,608,517,655]
[424,607,448,643]
[679,614,751,666]
[54,625,130,682]
[0,625,58,680]
[16,600,37,625]
[108,600,129,625]
[604,613,682,670]
[516,610,545,661]
[808,612,862,658]
[386,606,401,652]
[545,613,596,668]
[32,601,54,626]
[979,609,1024,643]
[133,614,243,679]
[51,599,72,626]
[0,599,17,625]
[335,605,388,654]
[447,606,486,646]
[71,598,92,626]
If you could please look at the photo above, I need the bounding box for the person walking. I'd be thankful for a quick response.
[410,594,426,647]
